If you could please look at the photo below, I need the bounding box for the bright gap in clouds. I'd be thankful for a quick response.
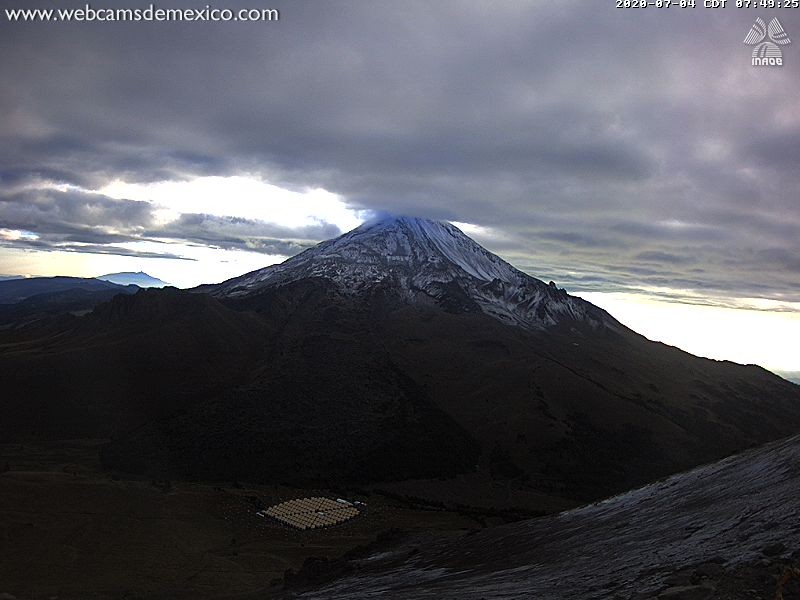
[113,242,287,288]
[580,291,800,374]
[5,175,799,375]
[99,175,365,232]
[0,175,370,287]
[0,243,282,289]
[94,174,369,285]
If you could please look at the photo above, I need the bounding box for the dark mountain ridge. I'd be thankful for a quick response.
[0,276,139,325]
[1,216,799,504]
[0,275,135,304]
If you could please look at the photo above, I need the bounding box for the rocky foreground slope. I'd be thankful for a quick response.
[285,433,800,599]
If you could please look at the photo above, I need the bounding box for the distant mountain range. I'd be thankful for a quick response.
[775,371,800,385]
[0,276,135,304]
[2,216,799,506]
[0,273,167,325]
[0,276,138,325]
[96,271,168,288]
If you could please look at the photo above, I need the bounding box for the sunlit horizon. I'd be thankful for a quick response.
[2,226,799,376]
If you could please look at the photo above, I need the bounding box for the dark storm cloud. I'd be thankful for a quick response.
[745,127,800,169]
[0,185,338,258]
[0,187,187,259]
[0,188,155,240]
[150,213,337,255]
[1,0,799,302]
[41,243,193,261]
[536,230,627,250]
[0,236,191,260]
[634,251,696,265]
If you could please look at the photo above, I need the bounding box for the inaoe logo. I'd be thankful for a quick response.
[744,17,791,67]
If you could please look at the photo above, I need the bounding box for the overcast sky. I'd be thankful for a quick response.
[1,1,799,371]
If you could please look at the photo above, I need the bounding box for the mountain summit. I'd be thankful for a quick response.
[208,216,613,331]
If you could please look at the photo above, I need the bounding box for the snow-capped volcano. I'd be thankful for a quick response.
[208,216,615,331]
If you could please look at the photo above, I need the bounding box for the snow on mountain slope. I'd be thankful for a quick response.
[208,216,616,331]
[291,433,800,599]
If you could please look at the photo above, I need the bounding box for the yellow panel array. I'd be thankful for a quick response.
[263,497,361,530]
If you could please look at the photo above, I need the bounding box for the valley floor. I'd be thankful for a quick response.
[0,440,564,599]
[4,437,800,600]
